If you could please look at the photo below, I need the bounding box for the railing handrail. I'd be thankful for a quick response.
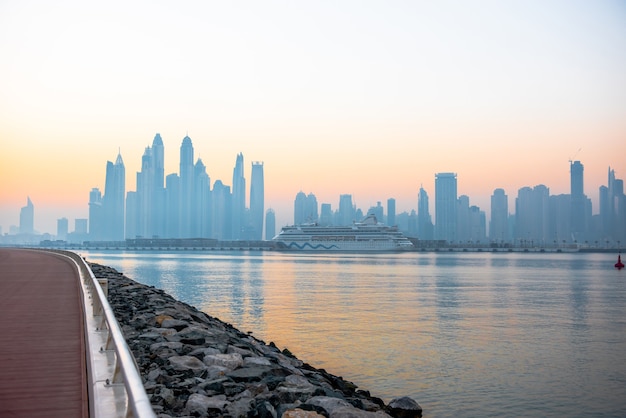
[45,249,156,418]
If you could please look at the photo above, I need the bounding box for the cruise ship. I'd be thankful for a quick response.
[272,214,415,251]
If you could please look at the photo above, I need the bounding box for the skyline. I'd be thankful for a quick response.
[1,1,625,234]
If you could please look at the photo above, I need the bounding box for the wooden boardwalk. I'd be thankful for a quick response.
[0,248,88,418]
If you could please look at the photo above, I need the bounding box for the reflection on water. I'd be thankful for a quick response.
[82,250,626,418]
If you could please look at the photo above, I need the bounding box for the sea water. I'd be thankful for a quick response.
[82,250,626,418]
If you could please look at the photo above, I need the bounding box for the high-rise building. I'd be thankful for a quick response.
[339,194,354,226]
[490,188,509,243]
[570,160,587,241]
[319,203,333,226]
[151,134,166,238]
[211,180,232,240]
[417,186,434,240]
[57,217,68,241]
[125,191,137,239]
[294,192,318,225]
[294,191,307,225]
[265,208,276,240]
[306,193,318,223]
[88,189,102,240]
[135,146,153,238]
[457,195,471,243]
[232,153,246,239]
[75,219,88,234]
[102,151,125,240]
[250,162,264,240]
[387,198,396,226]
[368,201,384,222]
[435,173,457,242]
[152,134,165,189]
[550,194,570,244]
[599,167,625,243]
[469,206,486,243]
[515,185,550,245]
[179,135,194,237]
[19,197,34,234]
[194,159,211,238]
[165,174,180,238]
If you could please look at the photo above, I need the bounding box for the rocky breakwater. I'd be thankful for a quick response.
[90,263,422,418]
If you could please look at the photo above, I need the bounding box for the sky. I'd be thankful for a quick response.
[1,0,625,235]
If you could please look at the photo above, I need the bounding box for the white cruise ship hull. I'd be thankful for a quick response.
[272,215,415,252]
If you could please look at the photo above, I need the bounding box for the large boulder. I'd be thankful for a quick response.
[387,396,422,418]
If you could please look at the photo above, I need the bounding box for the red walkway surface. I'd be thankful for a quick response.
[0,248,88,418]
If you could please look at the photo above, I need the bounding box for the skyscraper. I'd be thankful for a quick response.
[294,191,307,225]
[135,146,153,238]
[265,208,276,240]
[232,153,246,239]
[57,217,68,241]
[151,134,166,238]
[570,160,586,241]
[457,195,473,243]
[515,185,550,245]
[435,173,457,242]
[211,180,231,240]
[194,159,211,238]
[165,174,180,238]
[250,162,264,240]
[179,136,194,237]
[19,197,34,234]
[104,151,125,241]
[88,189,102,240]
[387,198,396,226]
[417,186,434,240]
[320,203,333,226]
[339,194,354,226]
[490,188,508,243]
[368,202,384,221]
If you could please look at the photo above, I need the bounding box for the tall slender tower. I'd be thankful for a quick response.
[250,162,264,240]
[232,153,246,239]
[387,198,396,226]
[265,208,276,240]
[294,191,307,225]
[151,134,166,238]
[136,146,153,238]
[88,189,102,239]
[194,159,211,238]
[20,196,34,234]
[103,151,125,240]
[417,186,434,240]
[435,173,457,242]
[179,136,194,237]
[570,160,586,241]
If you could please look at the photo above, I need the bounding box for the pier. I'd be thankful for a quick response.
[0,248,155,418]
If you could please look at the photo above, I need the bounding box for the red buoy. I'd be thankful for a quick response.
[616,254,625,270]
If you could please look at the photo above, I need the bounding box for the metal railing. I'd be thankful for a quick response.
[50,250,156,418]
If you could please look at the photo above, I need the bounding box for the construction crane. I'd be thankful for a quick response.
[568,148,581,164]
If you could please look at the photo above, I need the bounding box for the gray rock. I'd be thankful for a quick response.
[332,407,391,417]
[185,393,228,416]
[245,356,273,367]
[227,365,274,382]
[387,397,422,418]
[203,352,244,370]
[160,318,189,330]
[307,396,353,415]
[168,355,207,373]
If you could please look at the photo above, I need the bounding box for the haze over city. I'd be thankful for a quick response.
[1,0,625,235]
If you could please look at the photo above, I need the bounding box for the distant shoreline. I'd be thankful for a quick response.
[26,241,624,254]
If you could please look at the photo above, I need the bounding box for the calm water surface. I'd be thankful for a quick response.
[82,250,626,417]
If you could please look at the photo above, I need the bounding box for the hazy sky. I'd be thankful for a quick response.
[1,0,625,234]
